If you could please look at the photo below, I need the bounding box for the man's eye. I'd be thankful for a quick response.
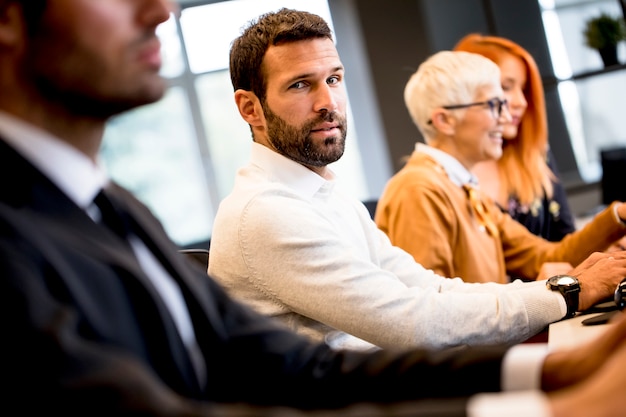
[327,76,340,85]
[291,81,306,89]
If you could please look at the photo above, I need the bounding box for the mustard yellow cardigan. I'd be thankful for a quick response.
[376,151,625,283]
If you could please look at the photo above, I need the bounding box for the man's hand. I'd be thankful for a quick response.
[567,251,626,311]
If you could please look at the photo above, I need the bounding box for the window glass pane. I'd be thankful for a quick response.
[180,0,333,74]
[541,0,624,76]
[101,87,214,245]
[195,71,251,199]
[562,72,626,181]
[158,14,186,78]
[540,0,626,183]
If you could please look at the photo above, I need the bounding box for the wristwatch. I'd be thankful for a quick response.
[547,275,580,318]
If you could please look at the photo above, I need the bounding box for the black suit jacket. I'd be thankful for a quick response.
[0,139,507,417]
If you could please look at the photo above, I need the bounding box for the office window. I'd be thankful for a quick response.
[539,0,626,183]
[102,0,369,247]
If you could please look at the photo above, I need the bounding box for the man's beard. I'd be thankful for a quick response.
[262,101,347,167]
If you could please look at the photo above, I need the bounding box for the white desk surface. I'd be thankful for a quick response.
[548,311,620,351]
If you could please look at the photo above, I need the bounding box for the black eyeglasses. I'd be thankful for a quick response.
[442,97,508,119]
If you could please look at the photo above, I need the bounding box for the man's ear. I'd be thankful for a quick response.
[0,2,24,47]
[234,89,264,127]
[430,108,456,136]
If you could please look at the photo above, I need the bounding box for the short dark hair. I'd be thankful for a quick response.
[229,8,333,102]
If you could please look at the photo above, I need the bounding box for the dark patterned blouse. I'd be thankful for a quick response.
[500,151,576,242]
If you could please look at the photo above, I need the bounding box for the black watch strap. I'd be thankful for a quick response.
[547,275,580,318]
[561,286,580,318]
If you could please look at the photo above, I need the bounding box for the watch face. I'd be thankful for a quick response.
[557,276,577,286]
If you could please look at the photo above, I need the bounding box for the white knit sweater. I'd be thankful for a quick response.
[209,142,565,351]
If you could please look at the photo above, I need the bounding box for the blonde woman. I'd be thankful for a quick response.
[375,51,626,283]
[454,33,576,242]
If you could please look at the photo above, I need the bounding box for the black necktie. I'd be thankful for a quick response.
[93,189,206,386]
[94,190,207,387]
[93,189,130,239]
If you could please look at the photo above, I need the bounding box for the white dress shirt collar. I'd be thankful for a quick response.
[414,142,478,187]
[0,111,108,208]
[250,141,337,199]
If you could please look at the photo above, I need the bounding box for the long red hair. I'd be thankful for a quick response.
[454,33,555,204]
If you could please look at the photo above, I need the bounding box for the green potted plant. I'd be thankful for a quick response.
[583,12,626,67]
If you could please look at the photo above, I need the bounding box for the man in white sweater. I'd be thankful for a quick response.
[210,9,626,352]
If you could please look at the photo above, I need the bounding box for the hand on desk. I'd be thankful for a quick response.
[569,251,626,311]
[544,310,626,417]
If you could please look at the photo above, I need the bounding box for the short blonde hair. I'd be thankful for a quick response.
[404,50,501,142]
